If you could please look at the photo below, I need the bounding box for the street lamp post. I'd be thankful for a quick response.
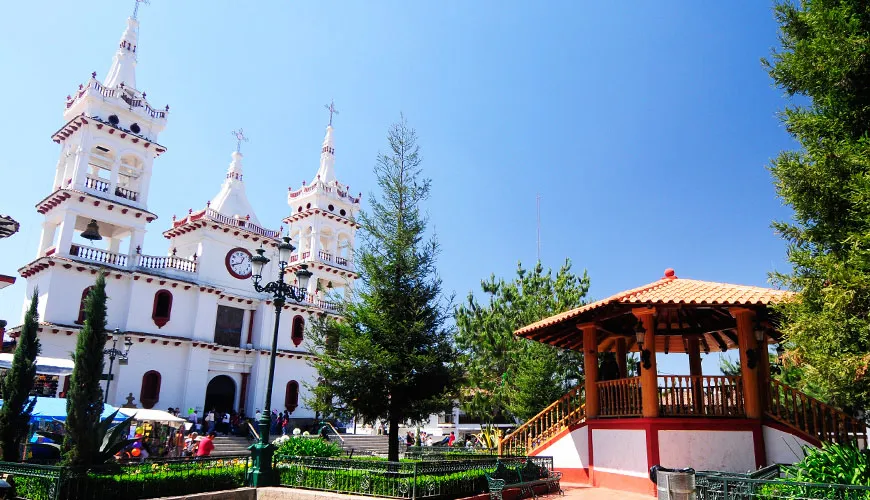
[103,328,133,403]
[248,237,312,487]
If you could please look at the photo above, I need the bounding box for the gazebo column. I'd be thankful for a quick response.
[687,337,703,413]
[633,308,659,418]
[579,323,599,418]
[616,337,627,378]
[731,308,762,419]
[758,332,771,413]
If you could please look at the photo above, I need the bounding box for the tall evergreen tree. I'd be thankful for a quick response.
[63,273,108,465]
[309,116,460,462]
[0,289,41,461]
[455,261,589,421]
[765,0,870,413]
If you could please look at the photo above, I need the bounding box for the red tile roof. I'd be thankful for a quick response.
[515,269,791,337]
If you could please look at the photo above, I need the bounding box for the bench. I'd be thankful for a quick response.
[485,460,563,500]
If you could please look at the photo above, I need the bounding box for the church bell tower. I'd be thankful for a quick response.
[35,7,168,265]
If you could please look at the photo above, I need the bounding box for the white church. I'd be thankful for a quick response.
[11,11,359,422]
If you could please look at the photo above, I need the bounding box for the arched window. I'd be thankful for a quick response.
[285,380,299,413]
[75,287,93,325]
[152,290,173,328]
[291,316,305,346]
[140,370,161,409]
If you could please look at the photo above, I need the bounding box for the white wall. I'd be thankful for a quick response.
[763,426,813,465]
[592,429,648,477]
[658,430,756,473]
[534,425,589,470]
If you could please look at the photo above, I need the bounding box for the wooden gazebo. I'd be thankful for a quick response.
[515,268,787,420]
[500,269,864,493]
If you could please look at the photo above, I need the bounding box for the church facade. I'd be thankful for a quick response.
[12,12,358,422]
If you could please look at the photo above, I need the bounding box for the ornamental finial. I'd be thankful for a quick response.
[324,100,339,127]
[132,0,150,20]
[232,128,249,153]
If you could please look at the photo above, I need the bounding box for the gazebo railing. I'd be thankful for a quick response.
[658,375,744,417]
[598,377,642,416]
[500,385,585,456]
[767,379,867,445]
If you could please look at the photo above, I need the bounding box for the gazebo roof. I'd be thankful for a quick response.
[515,269,791,354]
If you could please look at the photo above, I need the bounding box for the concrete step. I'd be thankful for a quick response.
[212,436,253,457]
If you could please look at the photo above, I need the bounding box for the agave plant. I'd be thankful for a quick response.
[474,424,501,450]
[35,409,137,465]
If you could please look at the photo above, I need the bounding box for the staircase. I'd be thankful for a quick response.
[211,435,252,457]
[765,379,867,446]
[338,435,391,456]
[500,385,586,456]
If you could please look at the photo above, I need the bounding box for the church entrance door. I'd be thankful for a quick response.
[204,375,236,414]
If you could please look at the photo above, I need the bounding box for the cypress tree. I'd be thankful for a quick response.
[63,273,108,466]
[0,289,41,461]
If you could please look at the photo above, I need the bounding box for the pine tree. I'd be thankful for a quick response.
[455,261,589,421]
[0,289,41,461]
[765,0,870,413]
[309,116,460,462]
[63,273,108,465]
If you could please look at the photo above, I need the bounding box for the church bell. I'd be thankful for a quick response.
[81,219,103,241]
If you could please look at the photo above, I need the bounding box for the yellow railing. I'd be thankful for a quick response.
[657,375,744,417]
[499,385,585,456]
[767,379,867,445]
[598,377,642,416]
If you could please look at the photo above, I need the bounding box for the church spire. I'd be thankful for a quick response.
[209,132,261,226]
[314,101,338,184]
[104,2,148,89]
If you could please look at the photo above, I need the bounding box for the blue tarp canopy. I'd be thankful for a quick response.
[0,397,127,422]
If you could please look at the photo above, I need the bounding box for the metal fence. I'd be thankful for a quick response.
[273,454,554,499]
[696,468,870,499]
[0,454,249,500]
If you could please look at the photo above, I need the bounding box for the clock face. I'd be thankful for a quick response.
[225,248,253,279]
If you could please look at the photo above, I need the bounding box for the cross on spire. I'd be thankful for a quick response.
[324,100,339,127]
[232,128,249,153]
[132,0,150,20]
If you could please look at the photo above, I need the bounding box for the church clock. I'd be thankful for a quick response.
[225,248,253,279]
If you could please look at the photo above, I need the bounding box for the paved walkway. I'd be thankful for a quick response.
[562,483,654,499]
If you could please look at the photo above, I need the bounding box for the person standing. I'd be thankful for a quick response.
[189,411,200,433]
[173,429,185,458]
[205,409,216,434]
[196,432,216,458]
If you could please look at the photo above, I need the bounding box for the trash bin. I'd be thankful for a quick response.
[650,465,696,500]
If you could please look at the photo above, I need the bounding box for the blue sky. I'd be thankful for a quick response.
[0,1,793,376]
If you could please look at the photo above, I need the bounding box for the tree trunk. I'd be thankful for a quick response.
[388,418,400,462]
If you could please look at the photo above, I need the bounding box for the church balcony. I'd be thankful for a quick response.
[67,245,196,275]
[135,253,197,274]
[84,176,140,204]
[201,209,280,239]
[67,79,168,121]
[69,244,129,267]
[293,250,353,271]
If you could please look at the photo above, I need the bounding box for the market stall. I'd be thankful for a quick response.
[120,408,187,458]
[0,354,74,398]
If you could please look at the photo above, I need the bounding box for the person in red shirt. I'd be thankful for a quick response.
[196,432,216,458]
[448,431,456,446]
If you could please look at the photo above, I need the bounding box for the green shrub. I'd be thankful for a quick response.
[276,464,490,498]
[785,443,870,486]
[12,459,248,500]
[754,444,870,500]
[273,436,342,458]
